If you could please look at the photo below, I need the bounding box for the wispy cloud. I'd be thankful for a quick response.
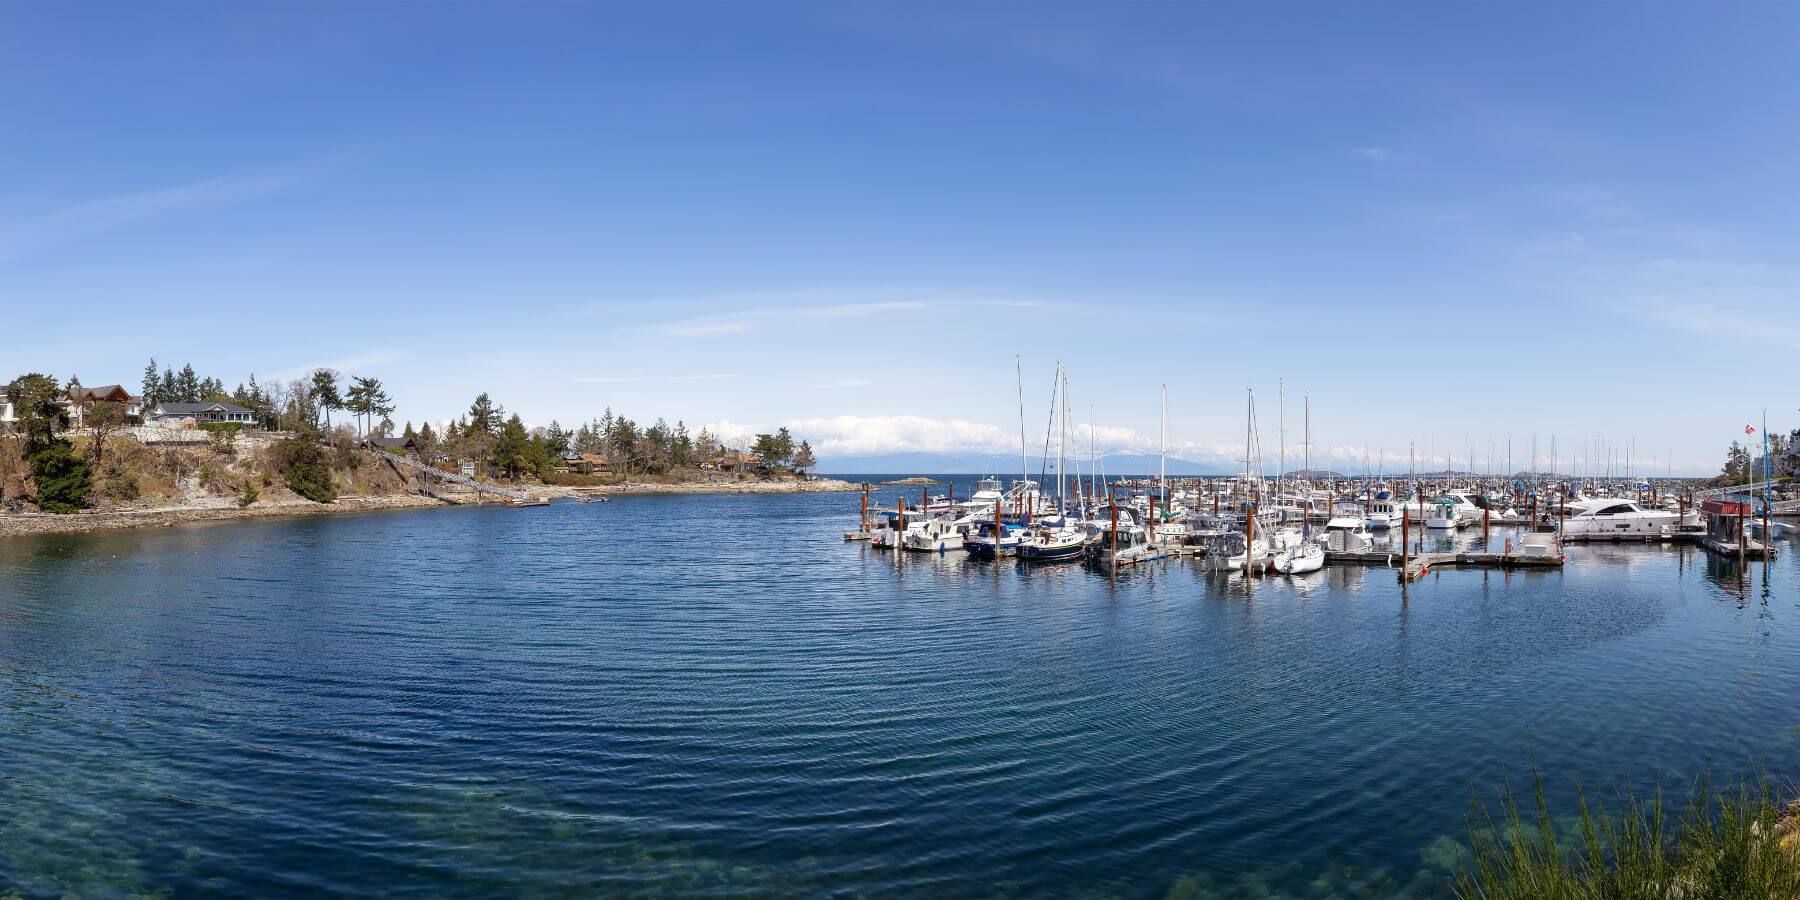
[0,155,341,263]
[1352,146,1394,162]
[661,299,932,337]
[572,373,743,385]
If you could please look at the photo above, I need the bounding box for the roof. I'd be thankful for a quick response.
[77,385,137,402]
[365,436,414,448]
[152,401,253,415]
[1701,499,1753,516]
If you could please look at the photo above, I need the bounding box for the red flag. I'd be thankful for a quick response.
[1746,424,1756,434]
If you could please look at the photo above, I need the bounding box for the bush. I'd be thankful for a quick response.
[28,440,91,513]
[273,438,335,503]
[238,480,259,508]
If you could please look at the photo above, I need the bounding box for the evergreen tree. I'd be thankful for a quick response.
[309,369,343,429]
[792,440,816,473]
[673,420,693,466]
[494,414,532,477]
[141,358,160,405]
[177,364,200,403]
[160,367,177,403]
[417,421,437,450]
[467,392,501,435]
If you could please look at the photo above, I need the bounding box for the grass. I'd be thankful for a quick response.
[1457,767,1800,899]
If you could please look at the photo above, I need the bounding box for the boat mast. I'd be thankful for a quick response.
[1278,380,1285,500]
[1159,384,1167,508]
[1016,355,1027,496]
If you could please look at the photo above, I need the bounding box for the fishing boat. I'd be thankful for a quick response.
[1086,516,1154,567]
[1366,491,1405,529]
[1425,497,1462,529]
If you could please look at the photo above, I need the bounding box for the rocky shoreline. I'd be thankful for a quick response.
[0,478,857,539]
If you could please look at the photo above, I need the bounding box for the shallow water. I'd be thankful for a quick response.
[1,483,1796,897]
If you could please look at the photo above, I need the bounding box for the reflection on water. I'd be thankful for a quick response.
[0,492,1795,898]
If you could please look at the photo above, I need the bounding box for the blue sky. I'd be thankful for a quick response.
[3,2,1796,473]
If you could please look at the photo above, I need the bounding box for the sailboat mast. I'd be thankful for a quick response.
[1016,356,1028,493]
[1159,384,1167,506]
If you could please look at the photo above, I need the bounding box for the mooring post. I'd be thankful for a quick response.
[1109,501,1119,570]
[1401,507,1410,579]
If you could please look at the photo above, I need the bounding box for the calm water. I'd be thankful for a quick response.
[1,479,1796,898]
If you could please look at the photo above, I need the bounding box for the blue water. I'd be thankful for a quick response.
[1,482,1796,897]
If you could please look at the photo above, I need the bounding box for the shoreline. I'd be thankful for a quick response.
[0,478,858,539]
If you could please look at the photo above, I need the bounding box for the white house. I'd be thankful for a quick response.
[144,400,256,426]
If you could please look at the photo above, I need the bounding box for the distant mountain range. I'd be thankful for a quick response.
[815,452,1236,476]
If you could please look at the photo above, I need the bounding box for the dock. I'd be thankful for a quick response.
[1326,550,1565,582]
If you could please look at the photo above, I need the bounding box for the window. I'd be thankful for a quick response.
[1595,504,1636,516]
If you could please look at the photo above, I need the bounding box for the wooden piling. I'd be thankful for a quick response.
[1400,507,1409,578]
[1109,502,1119,570]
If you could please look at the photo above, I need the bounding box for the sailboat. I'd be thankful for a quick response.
[1273,394,1325,574]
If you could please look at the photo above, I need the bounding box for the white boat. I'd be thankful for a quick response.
[1019,518,1087,562]
[1424,497,1459,529]
[901,516,970,553]
[1319,516,1372,552]
[1086,519,1155,567]
[1560,498,1679,536]
[1272,541,1324,574]
[1366,497,1405,529]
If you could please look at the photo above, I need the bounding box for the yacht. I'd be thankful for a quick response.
[1366,493,1405,529]
[1559,498,1679,536]
[1086,518,1154,567]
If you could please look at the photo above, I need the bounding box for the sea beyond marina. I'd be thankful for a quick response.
[1,478,1795,897]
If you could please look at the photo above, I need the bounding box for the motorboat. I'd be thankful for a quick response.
[963,520,1023,558]
[1086,518,1154,567]
[1319,516,1373,552]
[1366,495,1405,530]
[901,515,970,553]
[1559,498,1679,536]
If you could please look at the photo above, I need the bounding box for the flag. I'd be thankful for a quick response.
[1745,424,1756,434]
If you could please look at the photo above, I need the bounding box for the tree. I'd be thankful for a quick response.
[672,421,693,466]
[5,373,70,449]
[467,393,501,435]
[752,427,796,468]
[493,414,532,478]
[792,440,816,473]
[695,427,720,460]
[274,437,335,502]
[177,364,201,403]
[545,420,571,458]
[141,358,161,406]
[1720,441,1752,485]
[417,421,438,452]
[310,369,343,429]
[159,367,178,405]
[26,440,90,512]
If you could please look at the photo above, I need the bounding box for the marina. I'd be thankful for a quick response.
[3,487,1793,897]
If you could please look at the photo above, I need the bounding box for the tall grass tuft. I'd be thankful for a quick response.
[1457,767,1800,899]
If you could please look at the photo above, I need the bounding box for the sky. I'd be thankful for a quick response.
[3,1,1797,474]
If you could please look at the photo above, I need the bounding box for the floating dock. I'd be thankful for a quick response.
[1326,550,1565,582]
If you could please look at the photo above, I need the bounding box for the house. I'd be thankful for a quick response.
[0,398,16,431]
[566,452,612,475]
[145,400,256,426]
[69,384,144,426]
[361,436,418,453]
[716,451,763,474]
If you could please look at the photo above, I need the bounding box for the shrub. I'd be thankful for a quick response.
[28,439,91,513]
[238,480,259,508]
[273,438,335,503]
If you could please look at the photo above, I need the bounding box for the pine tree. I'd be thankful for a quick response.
[141,358,160,406]
[160,367,177,403]
[177,364,200,403]
[467,393,500,435]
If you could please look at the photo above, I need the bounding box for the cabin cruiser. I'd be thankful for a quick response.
[1366,493,1405,529]
[1559,498,1680,536]
[1319,516,1373,552]
[964,520,1023,558]
[869,511,905,549]
[1425,497,1462,529]
[1086,518,1154,567]
[900,515,970,553]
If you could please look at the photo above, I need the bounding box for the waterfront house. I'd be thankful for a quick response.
[144,400,256,426]
[717,451,762,474]
[70,384,144,426]
[0,397,16,431]
[567,452,612,475]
